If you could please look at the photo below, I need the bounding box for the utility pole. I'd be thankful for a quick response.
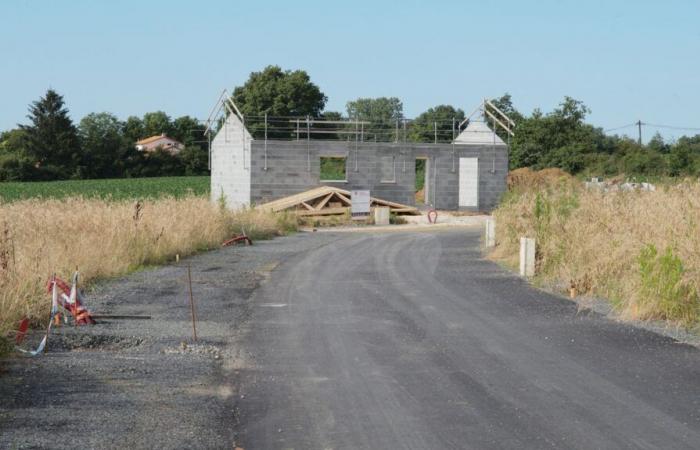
[637,120,643,146]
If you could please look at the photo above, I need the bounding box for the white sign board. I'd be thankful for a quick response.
[351,190,371,219]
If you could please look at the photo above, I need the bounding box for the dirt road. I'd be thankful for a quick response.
[2,229,700,449]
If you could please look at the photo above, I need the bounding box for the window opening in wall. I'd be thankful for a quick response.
[415,157,427,204]
[320,156,347,182]
[380,155,396,183]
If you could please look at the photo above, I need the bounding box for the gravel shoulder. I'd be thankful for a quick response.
[0,232,341,449]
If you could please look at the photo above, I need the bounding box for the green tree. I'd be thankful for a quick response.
[232,65,327,138]
[488,93,524,124]
[675,134,700,154]
[509,97,607,172]
[142,111,174,138]
[78,112,125,178]
[172,116,204,147]
[0,129,36,181]
[669,145,694,176]
[179,145,209,175]
[131,148,184,177]
[19,89,83,179]
[123,116,145,143]
[408,105,465,143]
[622,148,666,176]
[487,93,523,142]
[345,97,403,142]
[647,132,670,153]
[315,111,344,140]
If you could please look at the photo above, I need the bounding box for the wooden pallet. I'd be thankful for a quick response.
[256,186,419,216]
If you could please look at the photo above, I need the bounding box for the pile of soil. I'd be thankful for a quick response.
[507,167,575,191]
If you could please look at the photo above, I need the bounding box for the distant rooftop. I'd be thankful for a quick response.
[135,134,182,145]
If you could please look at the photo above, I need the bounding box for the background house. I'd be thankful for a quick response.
[135,134,184,154]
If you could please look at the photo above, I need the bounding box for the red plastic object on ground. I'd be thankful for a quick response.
[15,318,29,344]
[222,234,253,247]
[427,209,438,224]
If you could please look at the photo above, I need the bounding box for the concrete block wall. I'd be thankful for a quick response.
[210,114,252,209]
[423,144,508,211]
[246,140,508,211]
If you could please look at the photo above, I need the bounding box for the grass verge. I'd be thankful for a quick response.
[490,169,700,330]
[0,196,296,354]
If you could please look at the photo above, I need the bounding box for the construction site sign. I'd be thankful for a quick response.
[351,190,370,219]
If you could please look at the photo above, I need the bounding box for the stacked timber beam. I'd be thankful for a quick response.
[256,186,419,217]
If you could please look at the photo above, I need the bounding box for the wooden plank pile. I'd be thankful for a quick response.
[256,186,419,217]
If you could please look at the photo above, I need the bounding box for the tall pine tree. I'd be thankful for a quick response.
[20,89,82,179]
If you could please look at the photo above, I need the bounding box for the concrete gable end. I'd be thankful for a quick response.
[210,114,252,209]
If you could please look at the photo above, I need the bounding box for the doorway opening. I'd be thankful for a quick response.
[415,157,429,205]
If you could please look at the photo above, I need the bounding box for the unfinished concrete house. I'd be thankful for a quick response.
[204,91,513,211]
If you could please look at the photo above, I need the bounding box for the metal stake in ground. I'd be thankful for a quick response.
[44,274,56,352]
[187,263,198,342]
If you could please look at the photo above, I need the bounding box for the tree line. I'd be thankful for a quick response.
[0,90,208,181]
[494,95,700,177]
[2,65,699,181]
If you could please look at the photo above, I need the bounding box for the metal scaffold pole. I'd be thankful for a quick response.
[354,121,359,172]
[264,113,268,171]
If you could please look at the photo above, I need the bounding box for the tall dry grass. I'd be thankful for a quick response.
[0,196,296,347]
[492,171,700,328]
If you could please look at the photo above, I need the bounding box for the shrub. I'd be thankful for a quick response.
[637,245,698,325]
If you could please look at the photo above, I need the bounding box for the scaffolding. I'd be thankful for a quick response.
[204,91,514,145]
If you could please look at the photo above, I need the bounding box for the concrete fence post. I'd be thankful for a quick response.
[374,207,390,226]
[519,237,536,277]
[485,218,496,248]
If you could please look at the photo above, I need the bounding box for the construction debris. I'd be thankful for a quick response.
[256,186,419,217]
[222,234,253,247]
[584,178,657,192]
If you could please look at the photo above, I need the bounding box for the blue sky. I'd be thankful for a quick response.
[1,0,699,142]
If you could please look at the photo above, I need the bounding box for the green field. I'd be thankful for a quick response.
[0,176,210,202]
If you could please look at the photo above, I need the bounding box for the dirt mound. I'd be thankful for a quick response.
[507,167,575,191]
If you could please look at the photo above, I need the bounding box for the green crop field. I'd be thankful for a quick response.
[0,176,210,202]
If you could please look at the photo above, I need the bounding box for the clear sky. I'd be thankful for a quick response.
[1,0,699,142]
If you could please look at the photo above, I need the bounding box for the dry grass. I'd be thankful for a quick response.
[492,171,700,328]
[0,196,296,347]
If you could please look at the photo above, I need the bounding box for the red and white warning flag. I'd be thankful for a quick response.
[46,272,95,325]
[16,277,59,356]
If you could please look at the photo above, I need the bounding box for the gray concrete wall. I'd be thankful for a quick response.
[248,140,508,211]
[210,113,252,209]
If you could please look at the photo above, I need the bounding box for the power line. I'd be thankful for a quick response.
[604,121,700,140]
[604,123,637,133]
[643,123,700,132]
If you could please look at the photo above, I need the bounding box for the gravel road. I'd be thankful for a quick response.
[2,228,700,449]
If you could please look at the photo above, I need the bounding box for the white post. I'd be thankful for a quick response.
[374,207,390,226]
[485,218,496,248]
[519,237,536,277]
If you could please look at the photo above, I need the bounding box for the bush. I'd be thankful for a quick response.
[637,245,698,325]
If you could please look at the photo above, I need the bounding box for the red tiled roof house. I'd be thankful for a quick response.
[135,134,184,154]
